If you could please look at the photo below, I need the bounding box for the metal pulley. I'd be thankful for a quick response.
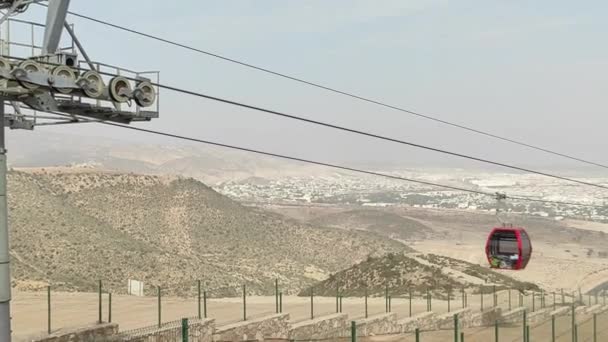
[77,70,104,98]
[50,65,76,94]
[0,57,12,87]
[15,60,43,90]
[0,57,12,74]
[109,76,132,103]
[133,81,156,107]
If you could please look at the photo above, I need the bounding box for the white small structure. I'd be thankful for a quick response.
[128,279,144,296]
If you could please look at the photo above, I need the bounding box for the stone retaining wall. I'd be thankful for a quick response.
[500,307,525,324]
[550,306,570,317]
[436,308,471,330]
[26,323,119,342]
[468,307,502,327]
[119,318,215,342]
[397,312,437,333]
[528,308,552,325]
[214,314,289,342]
[354,313,398,336]
[29,303,604,342]
[289,313,348,342]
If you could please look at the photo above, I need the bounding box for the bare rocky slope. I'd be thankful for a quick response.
[8,169,408,296]
[300,252,539,298]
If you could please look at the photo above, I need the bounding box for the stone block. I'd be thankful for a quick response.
[214,314,289,342]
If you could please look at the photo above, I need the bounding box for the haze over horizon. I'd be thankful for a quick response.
[6,0,608,172]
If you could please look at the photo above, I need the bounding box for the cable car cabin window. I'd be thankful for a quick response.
[498,238,518,254]
[489,231,517,254]
[487,230,520,270]
[519,230,532,268]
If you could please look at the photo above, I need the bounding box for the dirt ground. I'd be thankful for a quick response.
[366,311,608,342]
[12,289,579,340]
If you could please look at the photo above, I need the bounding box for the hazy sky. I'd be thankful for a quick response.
[6,0,608,170]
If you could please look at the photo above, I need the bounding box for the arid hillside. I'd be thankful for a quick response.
[300,252,539,298]
[7,169,408,296]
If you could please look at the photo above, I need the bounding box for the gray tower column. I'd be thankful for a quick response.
[42,0,71,54]
[0,99,11,342]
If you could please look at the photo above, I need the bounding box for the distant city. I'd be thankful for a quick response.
[216,171,608,222]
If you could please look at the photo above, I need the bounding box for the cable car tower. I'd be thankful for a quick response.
[0,1,161,340]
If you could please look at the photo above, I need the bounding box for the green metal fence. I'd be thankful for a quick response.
[32,279,608,342]
[118,317,211,342]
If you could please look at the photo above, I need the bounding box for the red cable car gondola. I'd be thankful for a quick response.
[485,226,532,270]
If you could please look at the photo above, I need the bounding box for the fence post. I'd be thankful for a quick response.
[365,288,368,318]
[388,295,391,313]
[336,282,340,313]
[108,292,112,323]
[519,292,523,308]
[351,321,356,342]
[495,320,499,342]
[571,303,575,342]
[197,280,201,319]
[574,324,578,342]
[182,318,189,342]
[385,285,388,313]
[526,325,530,342]
[157,286,161,328]
[310,288,314,320]
[508,289,511,311]
[462,287,465,309]
[243,284,247,321]
[98,280,102,323]
[340,295,343,313]
[428,289,432,312]
[276,279,279,314]
[415,328,420,342]
[551,315,555,342]
[448,287,451,313]
[47,285,51,334]
[532,292,535,312]
[493,285,497,307]
[453,313,459,342]
[593,313,597,342]
[203,291,207,318]
[460,331,464,342]
[542,290,546,309]
[553,292,556,310]
[522,309,527,342]
[409,289,412,317]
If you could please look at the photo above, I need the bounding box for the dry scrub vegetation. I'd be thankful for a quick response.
[8,170,406,296]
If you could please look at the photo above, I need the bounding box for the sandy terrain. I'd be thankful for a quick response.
[563,219,608,233]
[269,203,608,294]
[411,239,608,292]
[12,288,579,341]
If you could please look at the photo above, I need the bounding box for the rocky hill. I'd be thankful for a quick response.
[299,252,539,298]
[7,169,408,296]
